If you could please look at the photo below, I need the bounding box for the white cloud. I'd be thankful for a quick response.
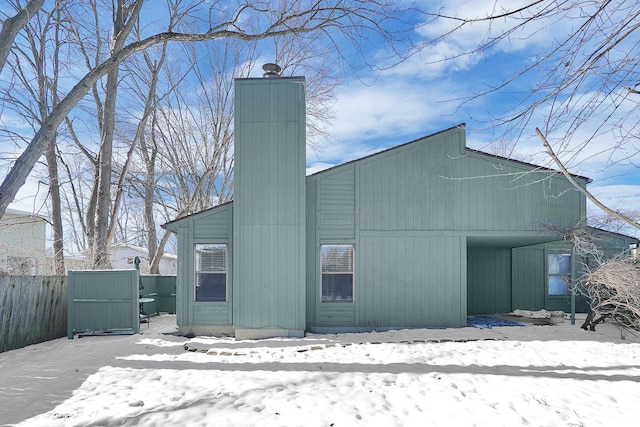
[587,183,640,237]
[409,0,592,78]
[590,184,640,212]
[308,75,467,169]
[332,79,462,140]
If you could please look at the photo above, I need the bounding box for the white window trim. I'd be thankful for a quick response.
[194,243,228,303]
[320,244,355,303]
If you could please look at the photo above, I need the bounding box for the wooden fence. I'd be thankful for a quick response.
[1,273,176,352]
[0,276,67,353]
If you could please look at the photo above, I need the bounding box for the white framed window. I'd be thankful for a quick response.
[194,244,227,302]
[548,253,571,296]
[321,244,354,303]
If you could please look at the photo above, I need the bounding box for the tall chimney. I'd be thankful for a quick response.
[232,71,306,339]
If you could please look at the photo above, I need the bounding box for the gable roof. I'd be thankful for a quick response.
[162,200,233,230]
[465,147,592,183]
[163,124,593,229]
[307,124,466,178]
[587,226,639,243]
[309,123,591,183]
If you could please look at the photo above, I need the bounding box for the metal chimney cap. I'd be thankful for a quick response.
[262,63,282,78]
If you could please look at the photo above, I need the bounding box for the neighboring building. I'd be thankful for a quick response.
[164,72,638,339]
[0,208,47,275]
[110,243,177,275]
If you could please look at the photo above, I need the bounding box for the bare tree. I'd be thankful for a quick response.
[0,0,412,220]
[271,32,341,147]
[590,210,640,234]
[1,0,67,274]
[420,1,640,230]
[537,128,639,232]
[0,0,44,73]
[0,1,415,271]
[546,222,639,334]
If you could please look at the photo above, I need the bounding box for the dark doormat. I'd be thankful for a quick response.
[467,315,527,329]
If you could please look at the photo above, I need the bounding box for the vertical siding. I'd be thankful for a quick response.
[467,247,512,314]
[354,235,466,328]
[511,246,545,310]
[307,124,590,328]
[357,131,460,232]
[310,165,357,327]
[305,179,318,326]
[233,78,306,331]
[512,242,593,313]
[173,205,233,327]
[543,242,587,312]
[176,227,190,326]
[456,153,586,231]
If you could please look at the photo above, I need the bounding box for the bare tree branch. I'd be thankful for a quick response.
[0,0,44,73]
[537,127,640,231]
[0,0,411,221]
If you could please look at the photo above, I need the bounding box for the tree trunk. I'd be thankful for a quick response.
[149,231,171,275]
[0,0,44,73]
[45,139,65,275]
[92,0,129,269]
[144,141,158,273]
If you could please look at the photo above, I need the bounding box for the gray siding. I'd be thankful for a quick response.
[511,246,545,310]
[311,235,467,328]
[308,125,590,327]
[467,247,512,314]
[233,78,306,331]
[353,128,585,233]
[356,235,466,327]
[305,179,318,327]
[456,152,586,231]
[318,304,356,326]
[357,131,460,232]
[170,205,233,327]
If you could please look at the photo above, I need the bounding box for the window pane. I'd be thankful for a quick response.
[321,244,354,303]
[548,276,570,295]
[195,244,227,302]
[196,244,227,272]
[548,254,571,275]
[322,274,353,302]
[196,273,226,302]
[321,245,353,273]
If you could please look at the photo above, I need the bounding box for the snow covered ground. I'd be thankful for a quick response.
[1,314,639,426]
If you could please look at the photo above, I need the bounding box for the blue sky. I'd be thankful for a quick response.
[4,0,638,237]
[298,0,639,236]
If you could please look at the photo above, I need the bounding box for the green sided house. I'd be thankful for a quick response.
[163,71,637,339]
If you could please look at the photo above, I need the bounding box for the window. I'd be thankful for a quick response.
[548,253,571,296]
[321,244,354,302]
[195,244,227,302]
